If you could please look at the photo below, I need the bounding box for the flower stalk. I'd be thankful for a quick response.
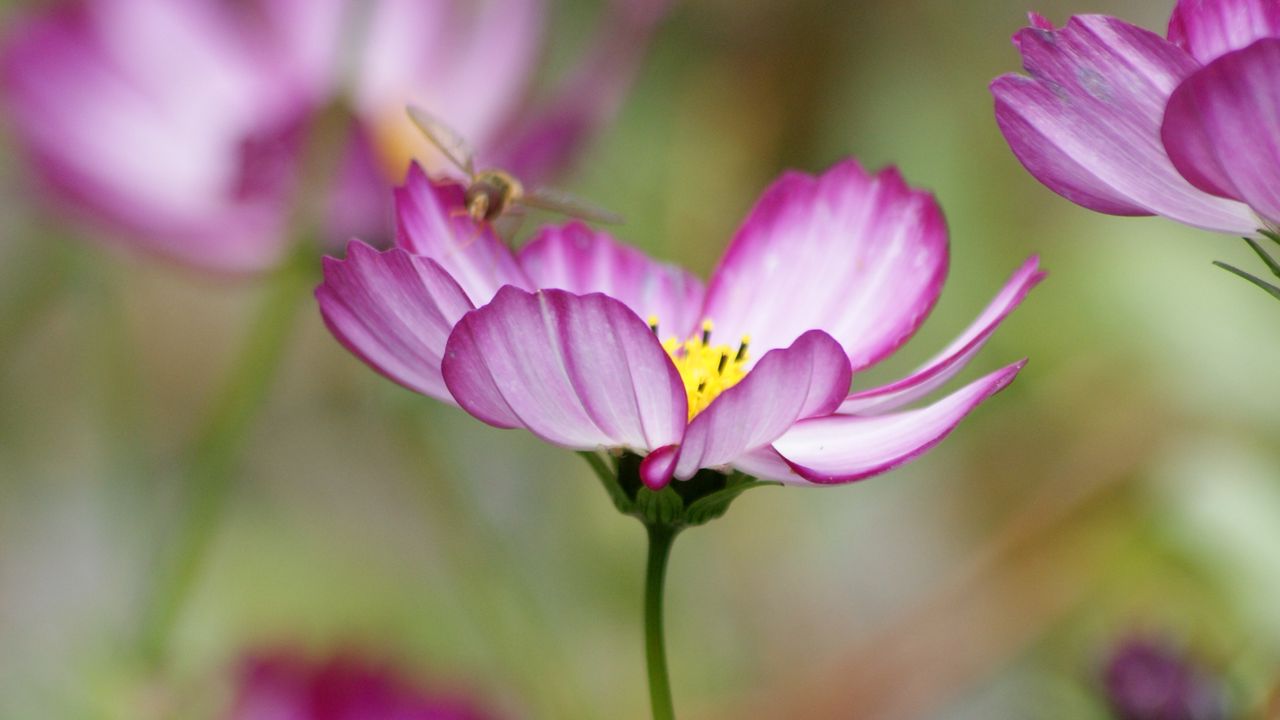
[643,522,678,720]
[581,450,777,719]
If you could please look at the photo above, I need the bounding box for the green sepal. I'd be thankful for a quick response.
[633,485,685,526]
[578,451,777,529]
[1258,228,1280,247]
[683,473,776,526]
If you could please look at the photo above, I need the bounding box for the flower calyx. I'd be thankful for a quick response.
[581,451,777,530]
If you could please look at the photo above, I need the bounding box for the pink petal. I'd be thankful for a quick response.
[701,159,949,371]
[394,163,531,304]
[639,444,680,490]
[771,361,1026,485]
[0,1,301,272]
[442,287,687,452]
[518,222,704,338]
[1028,12,1056,31]
[317,241,475,402]
[991,15,1258,233]
[840,256,1044,415]
[355,0,544,167]
[669,330,852,481]
[1168,0,1280,63]
[730,446,807,485]
[257,0,348,99]
[1162,39,1280,224]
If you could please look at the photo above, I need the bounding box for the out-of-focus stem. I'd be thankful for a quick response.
[644,523,678,720]
[0,237,74,371]
[138,99,350,667]
[138,244,313,666]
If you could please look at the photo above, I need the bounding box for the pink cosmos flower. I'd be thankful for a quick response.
[316,159,1042,490]
[0,0,665,273]
[230,648,498,720]
[991,0,1280,236]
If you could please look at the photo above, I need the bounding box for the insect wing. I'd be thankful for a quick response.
[521,187,624,225]
[406,105,476,176]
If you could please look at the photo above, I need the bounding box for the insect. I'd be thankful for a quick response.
[407,105,622,227]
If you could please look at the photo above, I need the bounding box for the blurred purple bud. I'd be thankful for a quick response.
[1102,636,1228,720]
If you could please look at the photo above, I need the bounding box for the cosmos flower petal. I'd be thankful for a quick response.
[840,256,1044,415]
[394,163,531,304]
[1162,39,1280,224]
[518,222,705,338]
[701,159,948,371]
[255,0,348,98]
[729,446,809,485]
[991,15,1258,233]
[772,361,1025,484]
[670,330,851,481]
[639,444,680,490]
[317,240,475,402]
[0,1,299,272]
[356,0,545,178]
[1167,0,1280,63]
[442,287,687,451]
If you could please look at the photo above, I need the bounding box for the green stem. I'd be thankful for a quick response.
[644,523,678,720]
[0,237,73,372]
[138,246,313,666]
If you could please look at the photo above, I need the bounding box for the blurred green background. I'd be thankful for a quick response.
[2,0,1279,717]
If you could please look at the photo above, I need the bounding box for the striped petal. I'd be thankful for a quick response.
[317,240,475,402]
[771,362,1026,485]
[991,15,1257,233]
[1162,39,1280,225]
[518,222,704,338]
[1168,0,1280,63]
[701,158,948,371]
[840,256,1044,415]
[442,287,686,452]
[393,163,530,304]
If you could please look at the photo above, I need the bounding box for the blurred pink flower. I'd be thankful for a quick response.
[316,159,1041,489]
[991,0,1280,236]
[230,649,498,720]
[0,0,665,273]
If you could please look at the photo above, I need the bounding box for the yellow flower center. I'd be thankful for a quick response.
[372,109,450,183]
[650,317,750,421]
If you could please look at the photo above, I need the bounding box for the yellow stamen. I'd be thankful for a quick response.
[656,317,751,420]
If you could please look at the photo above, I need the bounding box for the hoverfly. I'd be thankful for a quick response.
[406,105,622,228]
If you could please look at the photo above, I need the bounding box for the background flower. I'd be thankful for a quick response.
[1102,635,1229,720]
[991,0,1280,236]
[0,0,665,272]
[231,648,498,720]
